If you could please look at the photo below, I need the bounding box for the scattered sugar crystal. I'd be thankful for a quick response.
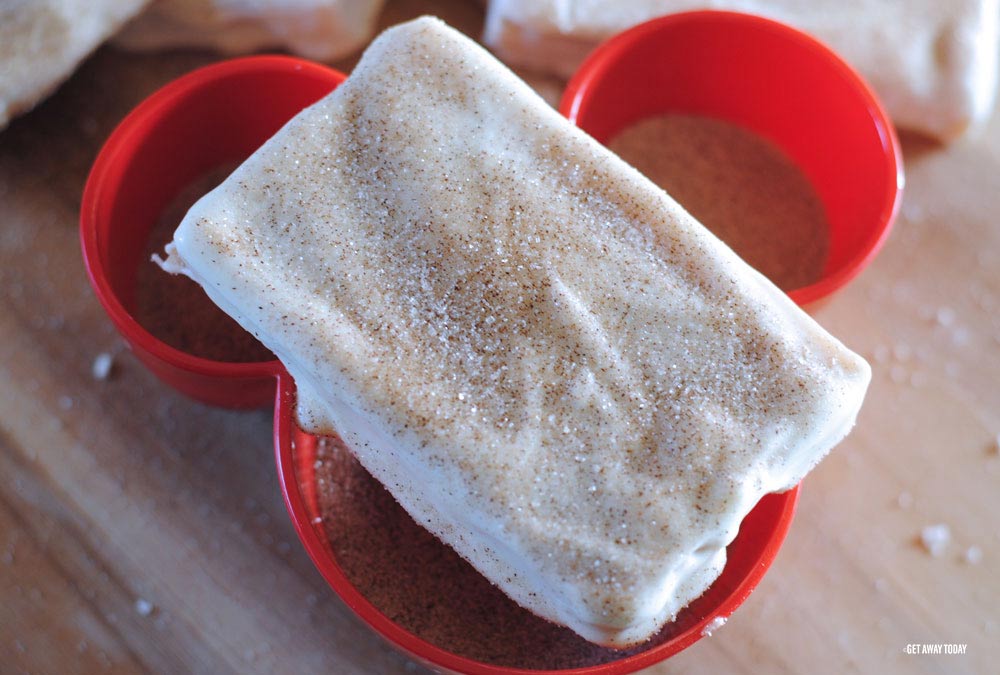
[920,524,950,557]
[950,326,970,347]
[872,345,890,363]
[936,306,956,327]
[896,492,913,509]
[963,546,983,565]
[92,352,114,380]
[58,395,74,411]
[134,598,154,616]
[701,616,727,637]
[873,578,888,593]
[901,200,923,222]
[892,342,912,362]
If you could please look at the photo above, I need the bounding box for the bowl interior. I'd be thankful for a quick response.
[562,11,902,305]
[81,56,344,405]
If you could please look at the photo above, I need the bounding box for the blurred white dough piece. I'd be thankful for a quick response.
[164,17,871,646]
[0,0,149,129]
[114,0,385,62]
[484,0,1000,141]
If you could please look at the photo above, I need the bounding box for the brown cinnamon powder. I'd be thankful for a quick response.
[133,166,274,363]
[609,114,829,292]
[315,435,695,669]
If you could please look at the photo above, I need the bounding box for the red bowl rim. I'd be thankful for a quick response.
[559,10,904,307]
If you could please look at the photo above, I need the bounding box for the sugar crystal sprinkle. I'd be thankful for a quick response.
[92,352,114,380]
[920,524,951,557]
[701,616,727,637]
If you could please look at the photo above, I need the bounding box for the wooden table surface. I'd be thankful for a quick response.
[1,1,997,673]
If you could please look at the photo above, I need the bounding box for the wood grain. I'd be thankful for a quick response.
[0,1,997,673]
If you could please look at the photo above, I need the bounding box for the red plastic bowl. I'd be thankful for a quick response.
[80,49,802,675]
[79,55,339,407]
[560,11,904,307]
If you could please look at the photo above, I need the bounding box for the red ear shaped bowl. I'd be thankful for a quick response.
[80,55,343,408]
[560,10,903,307]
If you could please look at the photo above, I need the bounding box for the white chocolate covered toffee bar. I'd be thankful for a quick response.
[0,0,149,129]
[114,0,385,62]
[163,17,870,646]
[483,0,1000,141]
